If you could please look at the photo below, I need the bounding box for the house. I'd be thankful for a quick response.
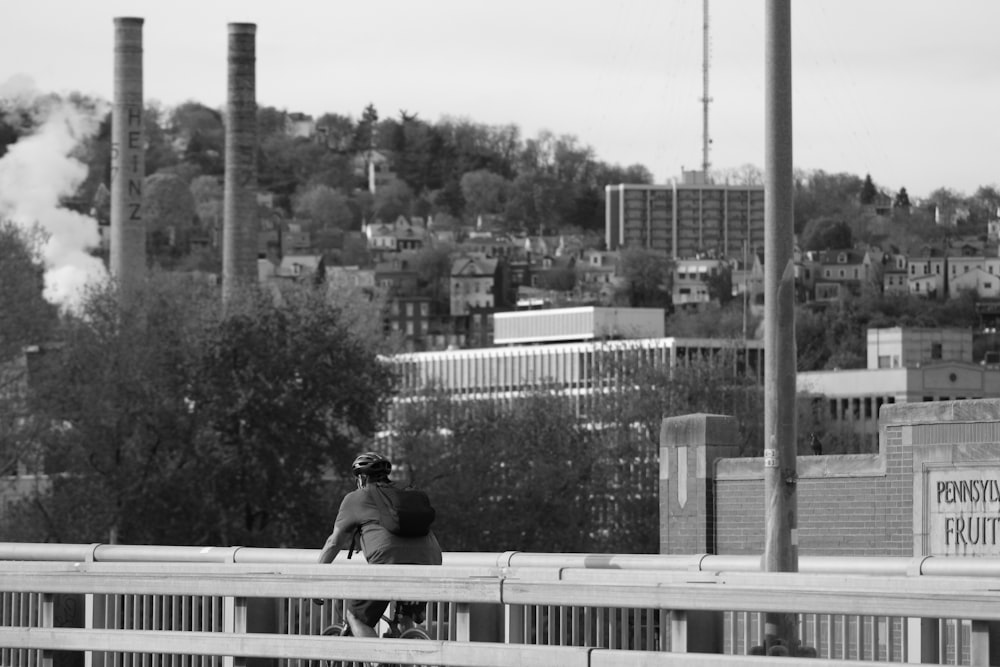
[281,223,313,256]
[577,250,623,297]
[814,248,876,300]
[734,251,765,303]
[882,267,909,295]
[672,257,729,307]
[285,112,315,139]
[906,252,946,297]
[325,265,376,291]
[450,255,498,316]
[277,254,324,282]
[374,252,421,295]
[364,216,427,255]
[949,267,1000,300]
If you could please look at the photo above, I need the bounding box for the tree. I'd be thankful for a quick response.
[293,184,353,231]
[799,217,853,251]
[169,103,224,176]
[705,263,734,305]
[969,185,1000,225]
[185,285,396,546]
[715,163,764,186]
[393,388,606,552]
[0,222,58,361]
[667,301,759,339]
[537,266,577,292]
[793,170,864,233]
[11,278,396,546]
[356,103,379,155]
[859,173,878,205]
[926,187,965,226]
[411,244,454,308]
[143,103,178,176]
[617,247,672,308]
[391,349,766,554]
[257,105,288,138]
[373,179,414,221]
[893,187,911,210]
[143,171,196,265]
[190,175,223,231]
[459,169,509,219]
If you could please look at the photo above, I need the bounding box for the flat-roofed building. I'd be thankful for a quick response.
[391,336,763,407]
[493,306,664,345]
[605,173,765,260]
[798,327,1000,452]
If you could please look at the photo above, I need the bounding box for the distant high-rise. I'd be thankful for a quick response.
[605,171,765,260]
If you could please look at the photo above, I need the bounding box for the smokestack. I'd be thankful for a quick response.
[110,17,146,297]
[222,22,259,303]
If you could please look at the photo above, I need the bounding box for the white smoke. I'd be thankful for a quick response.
[0,76,109,311]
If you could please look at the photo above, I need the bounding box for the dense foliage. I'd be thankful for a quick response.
[391,349,765,554]
[3,276,394,547]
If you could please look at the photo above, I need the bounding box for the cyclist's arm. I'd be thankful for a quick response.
[317,524,352,564]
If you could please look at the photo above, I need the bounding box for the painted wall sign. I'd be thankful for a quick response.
[928,467,1000,556]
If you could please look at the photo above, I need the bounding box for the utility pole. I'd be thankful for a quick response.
[763,0,799,655]
[701,0,712,178]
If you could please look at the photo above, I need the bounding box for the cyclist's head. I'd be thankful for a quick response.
[351,451,391,483]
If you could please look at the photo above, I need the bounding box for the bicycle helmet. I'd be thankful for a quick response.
[351,451,392,477]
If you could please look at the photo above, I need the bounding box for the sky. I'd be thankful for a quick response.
[2,0,999,201]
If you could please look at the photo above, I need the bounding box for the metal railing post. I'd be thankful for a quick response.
[84,543,103,667]
[222,596,247,667]
[40,593,54,667]
[970,620,1000,666]
[505,605,525,644]
[669,610,688,652]
[906,617,938,664]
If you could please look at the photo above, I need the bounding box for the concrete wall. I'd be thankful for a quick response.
[660,399,1000,558]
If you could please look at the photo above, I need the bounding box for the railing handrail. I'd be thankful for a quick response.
[4,541,1000,577]
[0,626,895,667]
[0,545,994,665]
[4,559,1000,621]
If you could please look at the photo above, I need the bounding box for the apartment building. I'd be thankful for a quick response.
[604,171,765,260]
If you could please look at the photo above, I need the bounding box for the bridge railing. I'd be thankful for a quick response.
[1,544,1000,666]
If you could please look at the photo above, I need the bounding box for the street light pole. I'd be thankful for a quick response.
[763,0,798,654]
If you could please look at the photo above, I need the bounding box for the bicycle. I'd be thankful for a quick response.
[316,599,432,667]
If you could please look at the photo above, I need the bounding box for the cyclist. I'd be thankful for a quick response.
[318,451,442,638]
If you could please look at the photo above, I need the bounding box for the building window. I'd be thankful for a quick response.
[878,355,892,368]
[931,343,942,360]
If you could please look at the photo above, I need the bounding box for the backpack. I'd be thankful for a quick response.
[368,482,436,537]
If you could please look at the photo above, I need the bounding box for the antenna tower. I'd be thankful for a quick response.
[701,0,713,177]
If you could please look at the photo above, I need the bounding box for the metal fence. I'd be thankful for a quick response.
[1,544,999,665]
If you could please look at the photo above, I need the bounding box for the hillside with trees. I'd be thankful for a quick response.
[3,92,1000,550]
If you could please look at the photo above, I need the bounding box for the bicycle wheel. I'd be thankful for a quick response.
[393,626,432,667]
[321,623,372,667]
